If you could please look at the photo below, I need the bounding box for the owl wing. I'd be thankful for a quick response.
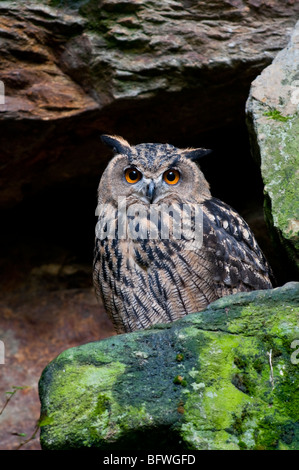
[201,198,273,296]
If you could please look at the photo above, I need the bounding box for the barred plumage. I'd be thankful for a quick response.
[93,135,272,333]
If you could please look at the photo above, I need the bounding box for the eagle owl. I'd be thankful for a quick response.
[93,135,272,333]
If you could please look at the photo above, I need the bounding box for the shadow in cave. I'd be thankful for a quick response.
[0,120,292,291]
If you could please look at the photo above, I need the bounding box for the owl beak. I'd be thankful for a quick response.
[146,180,156,203]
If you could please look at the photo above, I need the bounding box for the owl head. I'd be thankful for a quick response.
[98,135,212,206]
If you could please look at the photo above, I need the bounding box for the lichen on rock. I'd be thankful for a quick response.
[39,282,299,450]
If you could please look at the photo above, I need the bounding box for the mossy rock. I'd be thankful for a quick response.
[39,282,299,450]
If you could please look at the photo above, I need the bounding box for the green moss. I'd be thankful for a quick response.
[95,394,111,415]
[252,356,265,373]
[39,284,299,450]
[238,440,248,449]
[173,375,187,387]
[39,359,126,449]
[263,108,292,122]
[39,415,54,427]
[180,332,251,449]
[179,292,299,450]
[176,353,184,362]
[117,404,154,432]
[257,107,299,271]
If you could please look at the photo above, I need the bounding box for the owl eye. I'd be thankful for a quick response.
[124,167,142,184]
[163,169,180,185]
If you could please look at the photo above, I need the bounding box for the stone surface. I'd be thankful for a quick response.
[246,21,299,276]
[39,282,299,450]
[0,0,299,209]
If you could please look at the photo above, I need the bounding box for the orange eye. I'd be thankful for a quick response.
[163,169,180,185]
[124,167,142,184]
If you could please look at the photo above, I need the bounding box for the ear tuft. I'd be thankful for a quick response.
[101,135,131,155]
[183,148,212,161]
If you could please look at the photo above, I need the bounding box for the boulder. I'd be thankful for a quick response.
[39,282,299,450]
[246,21,299,277]
[1,0,299,208]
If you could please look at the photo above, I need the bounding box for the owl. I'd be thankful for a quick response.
[93,135,273,333]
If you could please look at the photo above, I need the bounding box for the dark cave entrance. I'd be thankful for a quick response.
[0,118,291,293]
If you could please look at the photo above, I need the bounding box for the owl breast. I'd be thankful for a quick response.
[93,198,272,333]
